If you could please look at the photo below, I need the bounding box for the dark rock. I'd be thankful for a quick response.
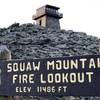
[8,23,20,28]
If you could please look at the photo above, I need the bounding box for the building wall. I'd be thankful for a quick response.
[36,16,61,29]
[46,16,60,29]
[36,16,46,27]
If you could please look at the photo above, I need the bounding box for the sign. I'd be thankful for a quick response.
[0,55,100,96]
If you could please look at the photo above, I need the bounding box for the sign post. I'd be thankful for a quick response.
[0,45,12,100]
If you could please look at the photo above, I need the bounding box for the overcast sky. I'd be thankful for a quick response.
[0,0,100,37]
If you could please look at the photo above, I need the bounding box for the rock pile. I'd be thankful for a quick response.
[0,23,100,100]
[0,23,100,59]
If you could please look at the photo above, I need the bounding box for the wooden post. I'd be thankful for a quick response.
[0,45,12,100]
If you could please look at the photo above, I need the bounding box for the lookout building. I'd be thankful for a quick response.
[32,5,63,29]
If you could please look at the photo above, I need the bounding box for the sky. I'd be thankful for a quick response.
[0,0,100,37]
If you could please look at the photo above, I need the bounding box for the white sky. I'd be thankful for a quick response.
[0,0,100,37]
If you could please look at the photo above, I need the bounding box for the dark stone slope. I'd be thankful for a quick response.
[0,23,100,60]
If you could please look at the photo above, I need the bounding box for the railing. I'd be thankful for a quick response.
[33,7,63,19]
[46,11,63,18]
[45,8,63,18]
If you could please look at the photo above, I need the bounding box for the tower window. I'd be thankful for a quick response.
[39,20,42,26]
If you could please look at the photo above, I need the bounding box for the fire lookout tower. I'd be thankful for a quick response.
[32,5,63,29]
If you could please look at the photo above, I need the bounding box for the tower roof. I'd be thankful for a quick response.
[44,4,60,10]
[36,5,60,11]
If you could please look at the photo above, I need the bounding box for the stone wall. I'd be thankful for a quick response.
[46,16,60,29]
[36,16,46,27]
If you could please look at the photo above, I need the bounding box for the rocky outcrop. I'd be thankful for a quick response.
[0,23,100,100]
[0,23,99,59]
